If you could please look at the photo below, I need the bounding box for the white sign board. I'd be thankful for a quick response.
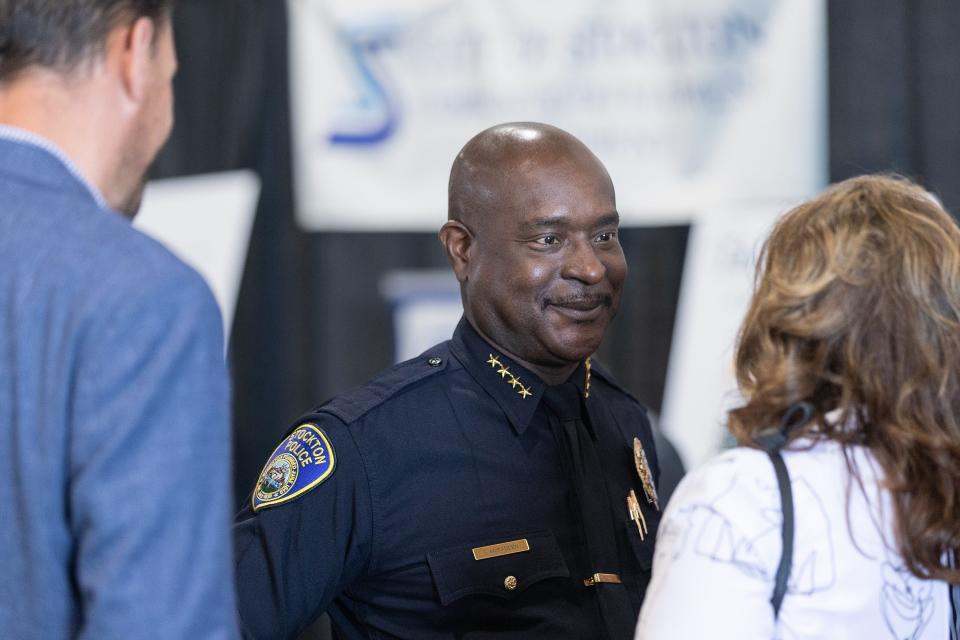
[660,201,798,467]
[380,270,462,362]
[289,0,824,230]
[658,0,825,468]
[134,171,260,344]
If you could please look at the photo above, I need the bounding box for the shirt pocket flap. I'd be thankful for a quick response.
[426,530,570,605]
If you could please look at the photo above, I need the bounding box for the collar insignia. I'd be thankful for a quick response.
[584,357,592,399]
[487,354,533,399]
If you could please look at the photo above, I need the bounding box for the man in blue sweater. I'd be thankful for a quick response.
[0,2,237,638]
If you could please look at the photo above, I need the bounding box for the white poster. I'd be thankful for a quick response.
[289,0,824,231]
[659,0,825,468]
[135,171,260,344]
[380,269,462,362]
[659,201,796,468]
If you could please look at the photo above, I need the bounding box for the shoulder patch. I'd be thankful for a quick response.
[252,423,336,512]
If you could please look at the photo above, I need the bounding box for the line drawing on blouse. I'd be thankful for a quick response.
[663,458,837,595]
[880,560,935,639]
[641,452,852,638]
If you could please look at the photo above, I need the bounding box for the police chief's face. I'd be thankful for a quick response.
[465,157,626,367]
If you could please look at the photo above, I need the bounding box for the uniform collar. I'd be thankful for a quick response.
[449,317,592,435]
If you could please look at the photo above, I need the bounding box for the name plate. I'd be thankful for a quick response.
[472,538,530,561]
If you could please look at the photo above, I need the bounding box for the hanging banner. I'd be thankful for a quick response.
[288,0,824,230]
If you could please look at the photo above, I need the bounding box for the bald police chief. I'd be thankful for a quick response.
[234,123,661,639]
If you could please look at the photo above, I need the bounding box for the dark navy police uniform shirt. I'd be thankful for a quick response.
[234,318,661,639]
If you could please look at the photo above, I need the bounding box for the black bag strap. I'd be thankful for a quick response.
[753,402,814,619]
[951,550,960,639]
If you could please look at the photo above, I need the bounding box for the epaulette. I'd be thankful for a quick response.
[589,359,648,413]
[311,347,452,426]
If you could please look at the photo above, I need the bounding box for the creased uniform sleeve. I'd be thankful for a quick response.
[233,417,373,639]
[635,449,780,640]
[70,267,236,640]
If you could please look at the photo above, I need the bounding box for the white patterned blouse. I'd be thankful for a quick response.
[635,436,951,639]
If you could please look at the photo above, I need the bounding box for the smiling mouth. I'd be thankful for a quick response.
[545,295,611,320]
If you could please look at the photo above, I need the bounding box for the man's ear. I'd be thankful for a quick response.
[439,220,473,284]
[115,16,157,104]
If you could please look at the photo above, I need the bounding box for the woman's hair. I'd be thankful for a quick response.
[730,174,960,583]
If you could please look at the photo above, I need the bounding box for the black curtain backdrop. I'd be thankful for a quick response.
[828,0,960,206]
[153,2,960,637]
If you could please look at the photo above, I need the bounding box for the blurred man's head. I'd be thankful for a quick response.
[440,122,626,383]
[0,0,177,216]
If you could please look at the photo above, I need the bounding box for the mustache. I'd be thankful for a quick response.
[542,292,613,309]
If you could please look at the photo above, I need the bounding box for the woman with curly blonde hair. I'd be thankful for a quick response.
[636,175,960,639]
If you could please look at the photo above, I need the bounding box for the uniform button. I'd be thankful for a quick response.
[427,357,442,367]
[503,575,518,591]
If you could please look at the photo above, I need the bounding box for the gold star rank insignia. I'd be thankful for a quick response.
[487,353,533,399]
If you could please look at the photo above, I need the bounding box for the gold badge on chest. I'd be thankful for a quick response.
[633,437,659,511]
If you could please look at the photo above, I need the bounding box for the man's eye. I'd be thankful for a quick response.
[594,231,617,242]
[535,235,561,246]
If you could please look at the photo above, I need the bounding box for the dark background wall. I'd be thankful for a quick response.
[153,4,960,635]
[828,0,960,204]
